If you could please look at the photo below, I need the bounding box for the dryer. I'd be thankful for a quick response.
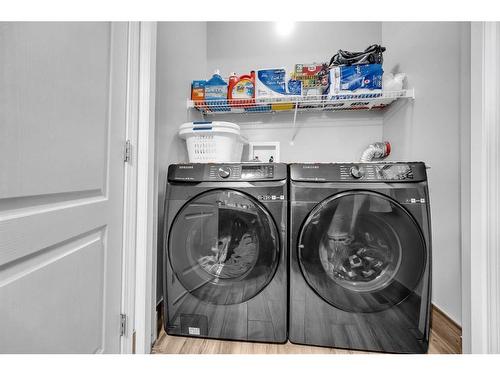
[163,163,287,343]
[289,162,432,353]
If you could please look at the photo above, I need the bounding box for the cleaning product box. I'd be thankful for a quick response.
[191,80,206,102]
[294,63,323,76]
[255,68,301,113]
[287,79,302,95]
[256,68,288,99]
[255,68,303,111]
[329,64,383,94]
[290,63,329,96]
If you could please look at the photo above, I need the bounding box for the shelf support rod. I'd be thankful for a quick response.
[290,100,299,145]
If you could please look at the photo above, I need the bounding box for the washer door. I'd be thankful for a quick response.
[298,191,426,312]
[169,189,280,305]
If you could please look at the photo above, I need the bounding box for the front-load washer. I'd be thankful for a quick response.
[289,162,432,353]
[163,163,287,343]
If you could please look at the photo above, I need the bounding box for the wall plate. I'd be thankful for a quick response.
[248,142,280,163]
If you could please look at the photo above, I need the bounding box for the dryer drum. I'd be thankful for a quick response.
[298,191,426,313]
[318,213,403,293]
[194,208,260,280]
[169,189,280,305]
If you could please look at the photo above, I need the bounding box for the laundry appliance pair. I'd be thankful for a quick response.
[163,162,432,353]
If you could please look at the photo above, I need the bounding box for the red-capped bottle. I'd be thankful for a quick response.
[228,71,255,108]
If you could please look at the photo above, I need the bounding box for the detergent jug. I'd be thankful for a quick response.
[228,71,255,108]
[205,70,229,111]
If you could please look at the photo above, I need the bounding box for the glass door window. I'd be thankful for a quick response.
[169,189,280,305]
[298,191,426,312]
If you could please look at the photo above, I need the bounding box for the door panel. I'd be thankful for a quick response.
[0,22,128,353]
[298,190,426,313]
[168,189,280,306]
[0,22,110,199]
[0,229,105,353]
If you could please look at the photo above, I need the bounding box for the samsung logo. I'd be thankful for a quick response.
[178,165,194,169]
[302,165,319,169]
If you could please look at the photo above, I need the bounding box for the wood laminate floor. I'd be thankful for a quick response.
[152,327,459,354]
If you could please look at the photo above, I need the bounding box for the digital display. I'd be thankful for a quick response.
[242,166,263,179]
[377,164,413,180]
[241,165,273,179]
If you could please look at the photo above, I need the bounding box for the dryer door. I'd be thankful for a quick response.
[168,189,280,305]
[298,190,426,313]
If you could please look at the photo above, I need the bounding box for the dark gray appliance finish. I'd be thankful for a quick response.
[289,162,432,353]
[164,163,288,343]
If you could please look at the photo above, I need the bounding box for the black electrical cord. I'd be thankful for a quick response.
[328,44,386,68]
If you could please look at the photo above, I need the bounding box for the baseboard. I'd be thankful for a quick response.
[431,304,462,354]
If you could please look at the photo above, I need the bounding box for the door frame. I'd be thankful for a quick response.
[121,21,158,354]
[463,21,500,354]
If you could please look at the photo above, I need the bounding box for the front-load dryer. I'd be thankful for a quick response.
[289,162,432,353]
[164,163,287,343]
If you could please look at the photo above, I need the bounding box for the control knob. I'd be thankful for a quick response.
[218,166,231,179]
[350,165,364,179]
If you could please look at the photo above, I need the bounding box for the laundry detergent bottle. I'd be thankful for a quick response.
[228,71,255,107]
[205,70,229,111]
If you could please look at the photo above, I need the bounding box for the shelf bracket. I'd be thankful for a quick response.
[409,88,416,99]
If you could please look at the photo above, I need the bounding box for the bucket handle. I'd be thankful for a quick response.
[192,121,213,131]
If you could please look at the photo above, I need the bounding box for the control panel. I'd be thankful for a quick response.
[340,163,414,181]
[207,164,275,180]
[290,162,425,182]
[168,163,284,182]
[209,165,241,179]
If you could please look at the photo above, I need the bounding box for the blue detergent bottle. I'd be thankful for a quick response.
[204,70,229,112]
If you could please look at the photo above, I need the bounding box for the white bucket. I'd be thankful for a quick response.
[178,121,247,163]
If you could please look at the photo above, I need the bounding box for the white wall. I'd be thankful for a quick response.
[155,22,207,302]
[206,22,380,79]
[382,22,469,324]
[206,22,384,162]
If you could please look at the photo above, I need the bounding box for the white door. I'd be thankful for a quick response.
[0,22,128,353]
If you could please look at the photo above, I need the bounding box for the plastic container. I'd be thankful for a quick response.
[205,70,229,111]
[228,71,255,108]
[178,121,247,163]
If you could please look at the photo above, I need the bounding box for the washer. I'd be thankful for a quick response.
[289,162,432,353]
[163,163,287,343]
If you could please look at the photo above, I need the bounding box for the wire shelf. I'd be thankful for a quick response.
[187,89,414,115]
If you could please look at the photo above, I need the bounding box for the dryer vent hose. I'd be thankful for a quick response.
[360,141,391,162]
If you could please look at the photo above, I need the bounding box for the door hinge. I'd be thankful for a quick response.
[124,140,132,163]
[120,313,127,337]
